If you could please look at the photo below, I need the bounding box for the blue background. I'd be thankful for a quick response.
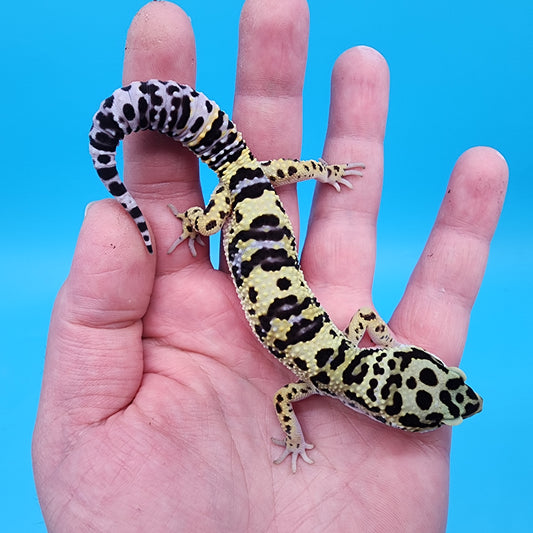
[1,0,531,530]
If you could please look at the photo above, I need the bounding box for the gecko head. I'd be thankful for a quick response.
[384,348,483,432]
[438,365,484,427]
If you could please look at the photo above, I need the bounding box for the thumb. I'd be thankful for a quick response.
[36,199,155,430]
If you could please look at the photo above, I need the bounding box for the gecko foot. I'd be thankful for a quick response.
[167,204,205,256]
[272,437,315,474]
[317,158,365,191]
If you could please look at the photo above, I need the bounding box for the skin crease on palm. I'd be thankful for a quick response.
[32,0,507,531]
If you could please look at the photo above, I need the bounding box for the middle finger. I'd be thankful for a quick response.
[232,0,310,241]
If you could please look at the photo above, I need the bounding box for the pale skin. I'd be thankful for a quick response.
[32,0,508,531]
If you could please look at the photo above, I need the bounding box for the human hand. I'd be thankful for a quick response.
[33,0,507,531]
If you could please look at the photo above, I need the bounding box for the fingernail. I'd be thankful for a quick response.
[84,201,98,217]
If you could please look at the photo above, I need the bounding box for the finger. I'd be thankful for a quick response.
[121,1,203,266]
[36,200,155,431]
[233,0,310,234]
[390,147,508,364]
[301,47,390,324]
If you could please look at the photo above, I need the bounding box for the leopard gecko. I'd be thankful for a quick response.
[89,80,483,472]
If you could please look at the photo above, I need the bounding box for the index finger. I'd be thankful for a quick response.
[232,0,310,236]
[122,1,201,268]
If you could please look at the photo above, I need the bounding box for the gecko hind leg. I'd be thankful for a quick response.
[345,307,398,348]
[272,381,316,473]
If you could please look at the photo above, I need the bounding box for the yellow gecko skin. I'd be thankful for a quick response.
[90,80,483,473]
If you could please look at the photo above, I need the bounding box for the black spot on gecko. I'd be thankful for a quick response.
[273,315,325,351]
[259,314,272,334]
[248,286,258,304]
[266,295,313,322]
[439,390,460,418]
[310,371,330,387]
[293,357,308,371]
[108,181,127,197]
[103,94,115,108]
[380,373,402,401]
[194,111,226,152]
[175,95,191,130]
[90,131,119,151]
[446,377,463,390]
[129,206,142,218]
[189,116,204,134]
[343,362,369,386]
[367,378,378,402]
[415,390,433,410]
[360,310,377,321]
[254,324,267,341]
[251,214,280,228]
[96,166,119,181]
[137,96,149,129]
[165,84,179,95]
[232,180,271,206]
[330,338,351,370]
[240,248,298,278]
[276,277,291,290]
[466,387,480,401]
[229,160,264,190]
[385,391,403,416]
[122,103,136,121]
[97,154,111,164]
[157,107,168,130]
[344,389,377,410]
[419,368,438,386]
[275,397,283,413]
[372,362,385,375]
[464,402,479,416]
[95,111,122,134]
[375,352,387,363]
[315,348,334,368]
[399,351,414,372]
[426,412,444,425]
[270,347,284,360]
[398,413,423,428]
[406,376,417,389]
[233,216,291,245]
[357,348,379,359]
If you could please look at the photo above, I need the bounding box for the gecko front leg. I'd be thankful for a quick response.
[167,183,232,256]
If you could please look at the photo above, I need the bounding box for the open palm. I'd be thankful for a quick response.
[33,1,507,531]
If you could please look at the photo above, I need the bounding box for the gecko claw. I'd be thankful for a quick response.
[272,437,315,473]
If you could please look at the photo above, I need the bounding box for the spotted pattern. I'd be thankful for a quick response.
[90,80,483,473]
